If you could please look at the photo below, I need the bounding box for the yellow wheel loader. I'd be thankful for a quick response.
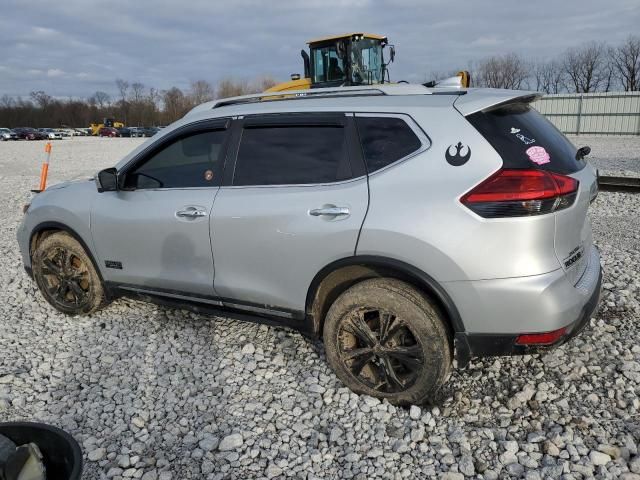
[266,32,470,92]
[89,118,125,136]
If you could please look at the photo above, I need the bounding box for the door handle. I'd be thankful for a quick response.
[176,209,207,218]
[309,206,350,217]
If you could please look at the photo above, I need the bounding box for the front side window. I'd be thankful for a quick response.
[126,129,226,189]
[233,124,351,186]
[355,116,423,173]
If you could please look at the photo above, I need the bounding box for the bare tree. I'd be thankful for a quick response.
[115,79,130,122]
[189,80,215,104]
[115,79,129,103]
[162,87,189,123]
[131,82,145,103]
[147,88,161,109]
[611,35,640,91]
[562,42,611,93]
[533,59,565,93]
[91,91,110,109]
[476,53,529,89]
[30,91,53,109]
[0,95,16,108]
[216,78,250,98]
[249,75,278,93]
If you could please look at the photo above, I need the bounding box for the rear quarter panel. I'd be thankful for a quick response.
[356,105,561,282]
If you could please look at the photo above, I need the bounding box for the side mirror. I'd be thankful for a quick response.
[96,167,118,192]
[389,46,395,63]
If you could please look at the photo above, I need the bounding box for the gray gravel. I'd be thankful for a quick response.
[0,136,639,479]
[568,134,640,177]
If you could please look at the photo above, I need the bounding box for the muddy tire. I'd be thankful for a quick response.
[32,232,106,315]
[323,278,452,405]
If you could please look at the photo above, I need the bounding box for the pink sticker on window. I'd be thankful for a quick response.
[526,146,550,165]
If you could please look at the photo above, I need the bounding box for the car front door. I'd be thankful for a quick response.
[91,119,230,296]
[210,113,369,318]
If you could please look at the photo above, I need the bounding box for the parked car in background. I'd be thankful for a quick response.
[0,128,18,141]
[74,128,90,136]
[140,126,160,137]
[57,129,77,137]
[117,127,132,138]
[128,127,143,137]
[38,128,63,140]
[13,128,47,140]
[98,127,119,137]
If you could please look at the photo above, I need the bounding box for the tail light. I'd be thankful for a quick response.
[461,169,579,218]
[515,327,567,346]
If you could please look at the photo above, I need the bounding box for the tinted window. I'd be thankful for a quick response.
[311,46,346,83]
[356,117,422,173]
[233,125,350,186]
[127,130,226,189]
[467,103,584,174]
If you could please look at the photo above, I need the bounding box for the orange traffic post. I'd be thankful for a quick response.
[38,142,52,191]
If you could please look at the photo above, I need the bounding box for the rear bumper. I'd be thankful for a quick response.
[453,246,603,366]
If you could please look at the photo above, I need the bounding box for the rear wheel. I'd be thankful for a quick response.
[32,232,106,315]
[323,278,452,405]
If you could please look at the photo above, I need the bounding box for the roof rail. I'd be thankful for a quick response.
[211,86,387,109]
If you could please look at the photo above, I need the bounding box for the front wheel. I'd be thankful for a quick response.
[323,278,452,405]
[32,232,106,315]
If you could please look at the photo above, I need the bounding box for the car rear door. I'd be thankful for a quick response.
[210,113,368,316]
[91,119,230,296]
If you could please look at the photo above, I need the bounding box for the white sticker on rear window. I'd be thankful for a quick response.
[526,146,550,165]
[510,127,535,145]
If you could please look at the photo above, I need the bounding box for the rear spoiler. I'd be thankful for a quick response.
[453,89,542,116]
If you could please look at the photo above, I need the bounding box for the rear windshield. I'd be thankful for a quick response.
[467,103,584,174]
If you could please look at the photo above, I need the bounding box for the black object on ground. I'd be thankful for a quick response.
[0,422,82,480]
[598,175,640,193]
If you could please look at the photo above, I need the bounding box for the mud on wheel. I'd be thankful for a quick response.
[32,232,105,315]
[323,278,452,405]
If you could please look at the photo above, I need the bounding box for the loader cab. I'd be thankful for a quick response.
[308,33,391,88]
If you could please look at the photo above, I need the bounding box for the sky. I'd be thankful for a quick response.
[1,0,638,99]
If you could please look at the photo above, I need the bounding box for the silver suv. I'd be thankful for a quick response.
[17,85,602,405]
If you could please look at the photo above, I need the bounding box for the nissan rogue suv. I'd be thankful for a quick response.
[17,85,602,405]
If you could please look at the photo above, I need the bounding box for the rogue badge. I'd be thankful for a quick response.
[445,142,471,166]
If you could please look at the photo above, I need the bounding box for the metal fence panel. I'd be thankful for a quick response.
[532,92,640,135]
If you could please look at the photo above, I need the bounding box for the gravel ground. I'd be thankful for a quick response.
[0,136,639,480]
[568,135,640,177]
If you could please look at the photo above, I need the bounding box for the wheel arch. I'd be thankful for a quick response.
[305,255,464,337]
[29,221,106,285]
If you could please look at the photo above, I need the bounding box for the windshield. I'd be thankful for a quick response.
[311,45,346,84]
[350,38,383,84]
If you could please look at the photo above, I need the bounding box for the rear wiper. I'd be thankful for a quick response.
[576,145,591,161]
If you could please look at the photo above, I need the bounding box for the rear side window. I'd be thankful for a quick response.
[233,125,350,186]
[467,103,584,174]
[355,116,422,173]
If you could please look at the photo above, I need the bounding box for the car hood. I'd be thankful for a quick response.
[43,176,94,192]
